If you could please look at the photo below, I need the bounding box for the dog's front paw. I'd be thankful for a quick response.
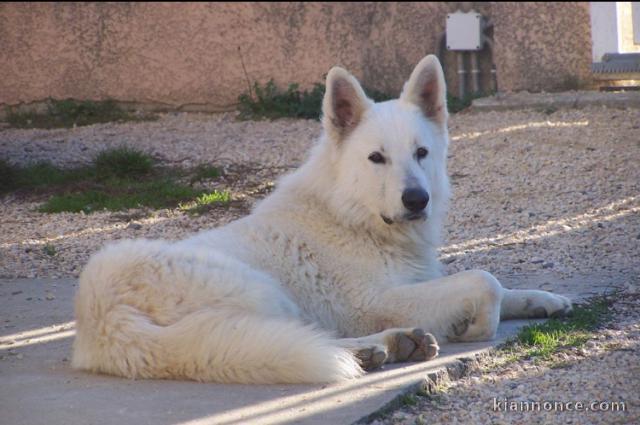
[547,293,573,318]
[353,344,388,371]
[530,292,572,318]
[386,328,439,363]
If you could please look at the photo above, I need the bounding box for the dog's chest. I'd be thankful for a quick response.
[239,217,424,297]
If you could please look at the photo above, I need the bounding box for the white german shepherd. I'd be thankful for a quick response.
[72,55,572,384]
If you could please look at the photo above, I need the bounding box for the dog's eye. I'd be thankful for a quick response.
[416,147,429,160]
[368,152,386,164]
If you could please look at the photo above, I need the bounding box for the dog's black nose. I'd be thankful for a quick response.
[402,188,429,212]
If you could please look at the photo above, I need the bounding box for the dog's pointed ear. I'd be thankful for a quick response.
[322,67,373,141]
[400,55,448,126]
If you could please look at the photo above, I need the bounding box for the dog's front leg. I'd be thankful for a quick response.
[370,270,504,342]
[500,288,572,320]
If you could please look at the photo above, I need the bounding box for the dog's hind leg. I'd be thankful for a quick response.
[500,288,572,320]
[73,239,364,384]
[338,328,439,370]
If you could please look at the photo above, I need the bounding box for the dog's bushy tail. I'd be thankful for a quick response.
[76,307,362,384]
[72,287,362,384]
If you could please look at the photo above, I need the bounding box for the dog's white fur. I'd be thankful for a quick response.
[72,56,572,384]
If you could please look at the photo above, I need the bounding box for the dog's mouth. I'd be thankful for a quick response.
[381,212,427,225]
[405,211,427,221]
[381,215,394,225]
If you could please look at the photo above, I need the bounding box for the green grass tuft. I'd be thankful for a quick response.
[190,164,222,182]
[179,190,231,215]
[42,244,56,256]
[504,296,612,361]
[0,159,18,193]
[237,79,488,120]
[237,80,393,121]
[446,91,491,114]
[397,393,420,407]
[237,80,326,120]
[2,147,229,214]
[94,147,154,180]
[6,99,157,129]
[0,160,94,194]
[39,179,203,214]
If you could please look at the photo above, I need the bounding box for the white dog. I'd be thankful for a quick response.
[72,55,572,384]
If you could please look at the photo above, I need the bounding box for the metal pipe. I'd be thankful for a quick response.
[470,51,480,93]
[491,64,498,93]
[482,35,498,93]
[457,51,466,98]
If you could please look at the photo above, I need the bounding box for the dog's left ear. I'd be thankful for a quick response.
[400,55,448,126]
[322,67,373,142]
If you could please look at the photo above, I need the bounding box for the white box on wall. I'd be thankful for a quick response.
[446,11,483,51]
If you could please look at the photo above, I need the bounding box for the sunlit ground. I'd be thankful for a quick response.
[0,107,638,282]
[0,321,75,350]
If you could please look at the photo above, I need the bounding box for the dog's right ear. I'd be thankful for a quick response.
[322,67,373,142]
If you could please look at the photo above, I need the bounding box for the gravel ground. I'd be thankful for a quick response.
[375,293,640,425]
[1,106,638,283]
[1,104,639,423]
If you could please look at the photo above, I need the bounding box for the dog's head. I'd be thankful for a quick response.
[319,55,450,231]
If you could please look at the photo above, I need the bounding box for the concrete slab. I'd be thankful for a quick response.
[471,90,640,112]
[0,277,600,425]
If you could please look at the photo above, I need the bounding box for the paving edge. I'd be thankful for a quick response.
[352,350,495,424]
[469,91,640,112]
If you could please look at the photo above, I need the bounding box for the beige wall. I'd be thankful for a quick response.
[618,2,640,53]
[491,2,592,91]
[0,2,593,111]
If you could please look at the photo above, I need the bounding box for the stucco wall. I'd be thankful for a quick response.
[491,2,593,92]
[0,2,593,111]
[618,2,640,53]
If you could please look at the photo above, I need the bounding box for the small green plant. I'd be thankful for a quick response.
[5,99,157,129]
[40,179,203,214]
[42,244,56,256]
[94,147,154,180]
[195,190,231,205]
[447,91,491,114]
[503,295,612,361]
[0,160,93,194]
[237,80,393,121]
[2,147,232,214]
[190,164,222,182]
[179,190,231,214]
[238,80,325,120]
[398,393,420,407]
[0,160,18,193]
[365,87,394,103]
